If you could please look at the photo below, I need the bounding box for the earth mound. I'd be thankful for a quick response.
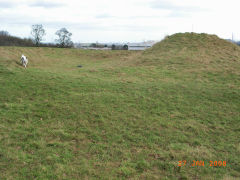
[143,33,240,64]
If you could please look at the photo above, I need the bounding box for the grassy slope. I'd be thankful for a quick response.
[0,33,240,179]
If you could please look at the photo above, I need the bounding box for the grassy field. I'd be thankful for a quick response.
[0,33,240,179]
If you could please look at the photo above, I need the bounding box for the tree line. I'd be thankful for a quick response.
[0,24,73,48]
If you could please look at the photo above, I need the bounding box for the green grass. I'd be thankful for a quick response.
[0,34,240,179]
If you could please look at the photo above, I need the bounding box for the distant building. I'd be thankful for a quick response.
[74,43,91,48]
[127,41,157,50]
[74,40,157,50]
[111,44,128,50]
[74,43,111,50]
[127,44,151,50]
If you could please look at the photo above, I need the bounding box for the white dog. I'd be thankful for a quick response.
[20,54,28,68]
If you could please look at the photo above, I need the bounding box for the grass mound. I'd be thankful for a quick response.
[0,45,240,179]
[142,33,240,65]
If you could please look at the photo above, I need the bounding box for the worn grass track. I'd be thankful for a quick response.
[0,33,240,179]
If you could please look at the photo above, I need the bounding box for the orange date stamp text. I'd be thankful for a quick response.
[178,160,226,167]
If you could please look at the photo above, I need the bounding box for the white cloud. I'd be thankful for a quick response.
[0,0,239,42]
[0,1,15,8]
[29,1,65,8]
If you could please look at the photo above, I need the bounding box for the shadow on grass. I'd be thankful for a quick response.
[15,60,23,67]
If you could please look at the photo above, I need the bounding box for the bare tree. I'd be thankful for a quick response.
[0,31,9,36]
[55,28,73,48]
[31,24,46,46]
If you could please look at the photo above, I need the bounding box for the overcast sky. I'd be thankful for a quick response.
[0,0,239,43]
